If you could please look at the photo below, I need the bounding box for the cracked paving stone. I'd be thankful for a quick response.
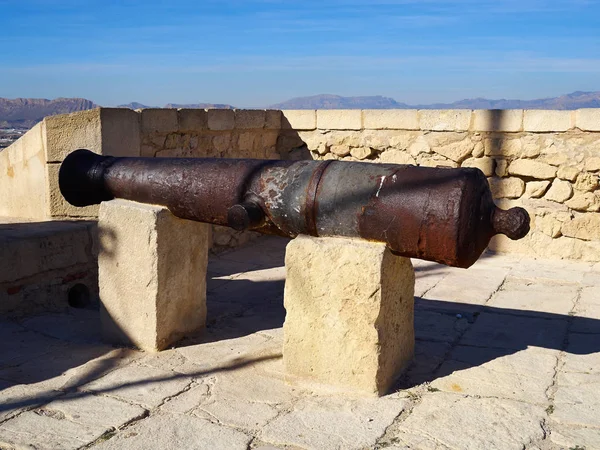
[394,392,546,450]
[20,310,102,344]
[192,366,297,431]
[398,340,451,387]
[94,413,251,450]
[80,364,191,409]
[414,310,468,343]
[552,372,600,428]
[507,258,591,285]
[486,277,579,316]
[430,346,558,403]
[550,424,600,449]
[422,267,508,308]
[0,393,144,450]
[459,312,568,351]
[260,395,408,450]
[159,382,210,414]
[0,380,63,423]
[561,333,600,374]
[571,287,600,334]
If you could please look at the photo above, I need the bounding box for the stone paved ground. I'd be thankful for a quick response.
[1,236,599,450]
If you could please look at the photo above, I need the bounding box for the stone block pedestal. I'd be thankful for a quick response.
[98,200,210,352]
[283,235,415,396]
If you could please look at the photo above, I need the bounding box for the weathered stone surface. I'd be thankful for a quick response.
[330,144,350,157]
[520,134,542,158]
[282,110,316,130]
[363,109,419,130]
[487,277,579,315]
[407,135,430,156]
[472,141,484,157]
[561,214,600,241]
[574,172,599,192]
[395,393,546,450]
[260,396,407,450]
[44,109,102,162]
[525,180,551,198]
[420,109,471,131]
[557,165,579,181]
[177,109,207,131]
[94,414,251,450]
[100,108,142,158]
[484,137,522,157]
[317,110,362,130]
[472,109,522,132]
[462,157,494,176]
[495,159,509,177]
[550,424,600,450]
[586,156,600,172]
[545,179,573,203]
[433,139,474,163]
[536,214,563,237]
[576,108,600,131]
[378,149,416,165]
[99,200,209,351]
[350,146,372,160]
[207,109,235,131]
[489,177,525,199]
[524,109,573,132]
[508,159,557,179]
[283,236,415,395]
[566,192,600,212]
[140,108,178,134]
[431,346,557,403]
[83,364,191,408]
[553,372,600,428]
[542,152,569,166]
[264,110,282,129]
[235,110,266,129]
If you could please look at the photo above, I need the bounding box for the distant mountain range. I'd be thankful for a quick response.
[269,91,600,110]
[1,91,599,128]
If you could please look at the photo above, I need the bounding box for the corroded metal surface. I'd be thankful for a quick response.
[59,149,530,268]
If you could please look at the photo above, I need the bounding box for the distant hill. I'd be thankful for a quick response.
[2,91,599,129]
[0,98,97,128]
[270,91,600,110]
[269,94,410,110]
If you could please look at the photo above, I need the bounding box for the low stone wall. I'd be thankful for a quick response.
[278,109,600,262]
[1,107,599,261]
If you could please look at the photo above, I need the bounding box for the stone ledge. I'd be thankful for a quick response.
[362,110,419,130]
[576,109,600,131]
[207,109,235,131]
[317,110,362,130]
[282,110,316,130]
[472,110,523,132]
[419,109,471,131]
[523,110,574,132]
[235,110,266,129]
[140,108,178,134]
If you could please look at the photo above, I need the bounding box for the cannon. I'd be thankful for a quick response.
[59,149,530,268]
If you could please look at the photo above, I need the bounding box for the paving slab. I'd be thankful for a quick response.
[93,413,252,450]
[0,236,597,450]
[394,393,546,450]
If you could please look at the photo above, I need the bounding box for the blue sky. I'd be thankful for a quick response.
[1,0,599,106]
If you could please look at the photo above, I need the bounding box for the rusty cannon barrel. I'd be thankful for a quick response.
[59,149,530,268]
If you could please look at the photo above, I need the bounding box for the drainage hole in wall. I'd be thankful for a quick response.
[68,284,91,309]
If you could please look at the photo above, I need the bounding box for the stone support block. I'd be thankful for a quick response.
[317,110,362,130]
[472,110,523,132]
[282,110,316,130]
[362,110,419,130]
[283,236,415,396]
[419,110,471,131]
[523,110,573,132]
[140,108,178,134]
[576,109,600,131]
[100,108,141,158]
[207,109,235,131]
[235,110,266,129]
[178,109,208,132]
[98,200,209,351]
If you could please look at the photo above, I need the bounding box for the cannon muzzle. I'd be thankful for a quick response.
[59,149,529,268]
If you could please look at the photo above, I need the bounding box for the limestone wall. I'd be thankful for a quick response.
[278,109,600,262]
[2,107,599,261]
